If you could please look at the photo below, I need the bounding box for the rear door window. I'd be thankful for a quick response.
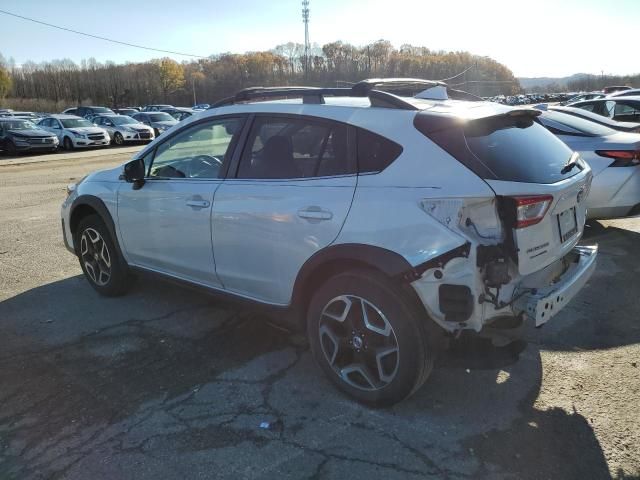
[237,116,353,179]
[463,115,579,184]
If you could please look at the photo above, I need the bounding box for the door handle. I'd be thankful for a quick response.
[186,199,210,208]
[297,207,333,221]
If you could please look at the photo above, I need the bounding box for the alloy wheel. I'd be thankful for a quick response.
[80,227,111,286]
[319,295,400,391]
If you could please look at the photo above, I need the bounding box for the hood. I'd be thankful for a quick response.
[152,120,178,127]
[66,127,105,135]
[9,128,56,138]
[84,165,123,183]
[127,124,152,131]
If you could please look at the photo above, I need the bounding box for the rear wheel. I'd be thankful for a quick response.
[307,268,438,406]
[75,215,132,296]
[113,132,124,146]
[63,136,74,150]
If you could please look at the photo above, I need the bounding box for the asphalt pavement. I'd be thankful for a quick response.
[0,149,638,479]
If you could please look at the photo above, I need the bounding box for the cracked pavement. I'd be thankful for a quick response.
[1,151,639,479]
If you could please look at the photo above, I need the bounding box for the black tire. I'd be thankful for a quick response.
[113,132,124,146]
[75,214,132,297]
[63,136,74,150]
[307,268,439,407]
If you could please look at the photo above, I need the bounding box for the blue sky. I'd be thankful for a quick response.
[0,0,637,77]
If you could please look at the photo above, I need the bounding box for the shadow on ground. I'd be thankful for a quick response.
[3,220,637,478]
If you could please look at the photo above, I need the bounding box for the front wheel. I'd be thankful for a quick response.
[63,137,74,150]
[113,132,124,146]
[307,268,438,406]
[75,215,132,296]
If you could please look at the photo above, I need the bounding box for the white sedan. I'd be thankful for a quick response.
[37,115,110,150]
[537,109,640,219]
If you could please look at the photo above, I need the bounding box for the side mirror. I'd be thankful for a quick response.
[123,158,146,190]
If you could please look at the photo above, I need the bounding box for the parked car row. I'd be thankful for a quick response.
[0,103,204,155]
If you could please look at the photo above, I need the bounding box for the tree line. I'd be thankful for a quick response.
[0,40,521,111]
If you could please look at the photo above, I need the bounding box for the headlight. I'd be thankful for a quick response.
[14,139,30,145]
[72,132,87,139]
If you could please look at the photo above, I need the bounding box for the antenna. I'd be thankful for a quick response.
[301,0,310,76]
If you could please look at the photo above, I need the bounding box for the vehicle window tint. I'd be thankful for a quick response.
[463,116,580,184]
[356,128,403,173]
[577,103,595,112]
[149,118,242,179]
[237,116,351,179]
[604,101,615,117]
[614,102,640,116]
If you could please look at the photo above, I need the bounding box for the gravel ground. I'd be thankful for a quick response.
[0,150,638,479]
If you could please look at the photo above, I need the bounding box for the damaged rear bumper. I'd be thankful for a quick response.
[513,245,598,327]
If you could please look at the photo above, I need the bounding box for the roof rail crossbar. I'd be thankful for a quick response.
[367,90,419,110]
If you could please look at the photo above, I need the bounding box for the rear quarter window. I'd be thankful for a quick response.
[356,128,403,173]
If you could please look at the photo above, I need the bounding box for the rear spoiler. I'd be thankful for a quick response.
[414,107,541,134]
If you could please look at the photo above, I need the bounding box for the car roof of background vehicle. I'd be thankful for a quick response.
[608,89,640,97]
[549,105,640,128]
[575,96,640,104]
[48,114,85,119]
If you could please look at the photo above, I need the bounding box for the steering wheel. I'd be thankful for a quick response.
[188,154,223,178]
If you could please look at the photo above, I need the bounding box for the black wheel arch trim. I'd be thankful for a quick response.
[291,243,414,311]
[292,242,472,307]
[70,195,125,261]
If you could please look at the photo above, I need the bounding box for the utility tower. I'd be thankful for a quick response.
[302,0,310,76]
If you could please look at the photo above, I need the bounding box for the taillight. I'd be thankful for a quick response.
[596,150,640,167]
[509,195,554,228]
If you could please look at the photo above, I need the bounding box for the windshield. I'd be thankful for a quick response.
[110,116,137,125]
[543,110,615,136]
[149,113,174,122]
[61,118,94,128]
[1,120,38,130]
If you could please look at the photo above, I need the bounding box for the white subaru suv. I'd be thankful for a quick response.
[61,79,597,406]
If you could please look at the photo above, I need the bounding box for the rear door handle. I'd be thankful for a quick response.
[186,199,210,209]
[297,207,333,221]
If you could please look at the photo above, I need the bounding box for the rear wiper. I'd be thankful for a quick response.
[561,153,581,174]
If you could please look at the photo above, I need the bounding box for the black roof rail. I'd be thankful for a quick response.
[210,84,419,110]
[211,87,353,108]
[209,78,479,110]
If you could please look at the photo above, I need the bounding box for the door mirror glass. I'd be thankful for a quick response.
[123,158,146,188]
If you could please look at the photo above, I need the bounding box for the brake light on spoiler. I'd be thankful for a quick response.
[501,195,554,229]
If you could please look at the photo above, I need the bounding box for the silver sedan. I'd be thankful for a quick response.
[537,109,640,219]
[92,114,155,145]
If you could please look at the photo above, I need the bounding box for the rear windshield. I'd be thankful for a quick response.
[463,116,579,184]
[149,113,174,122]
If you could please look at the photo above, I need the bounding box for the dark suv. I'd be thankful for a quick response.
[0,117,59,154]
